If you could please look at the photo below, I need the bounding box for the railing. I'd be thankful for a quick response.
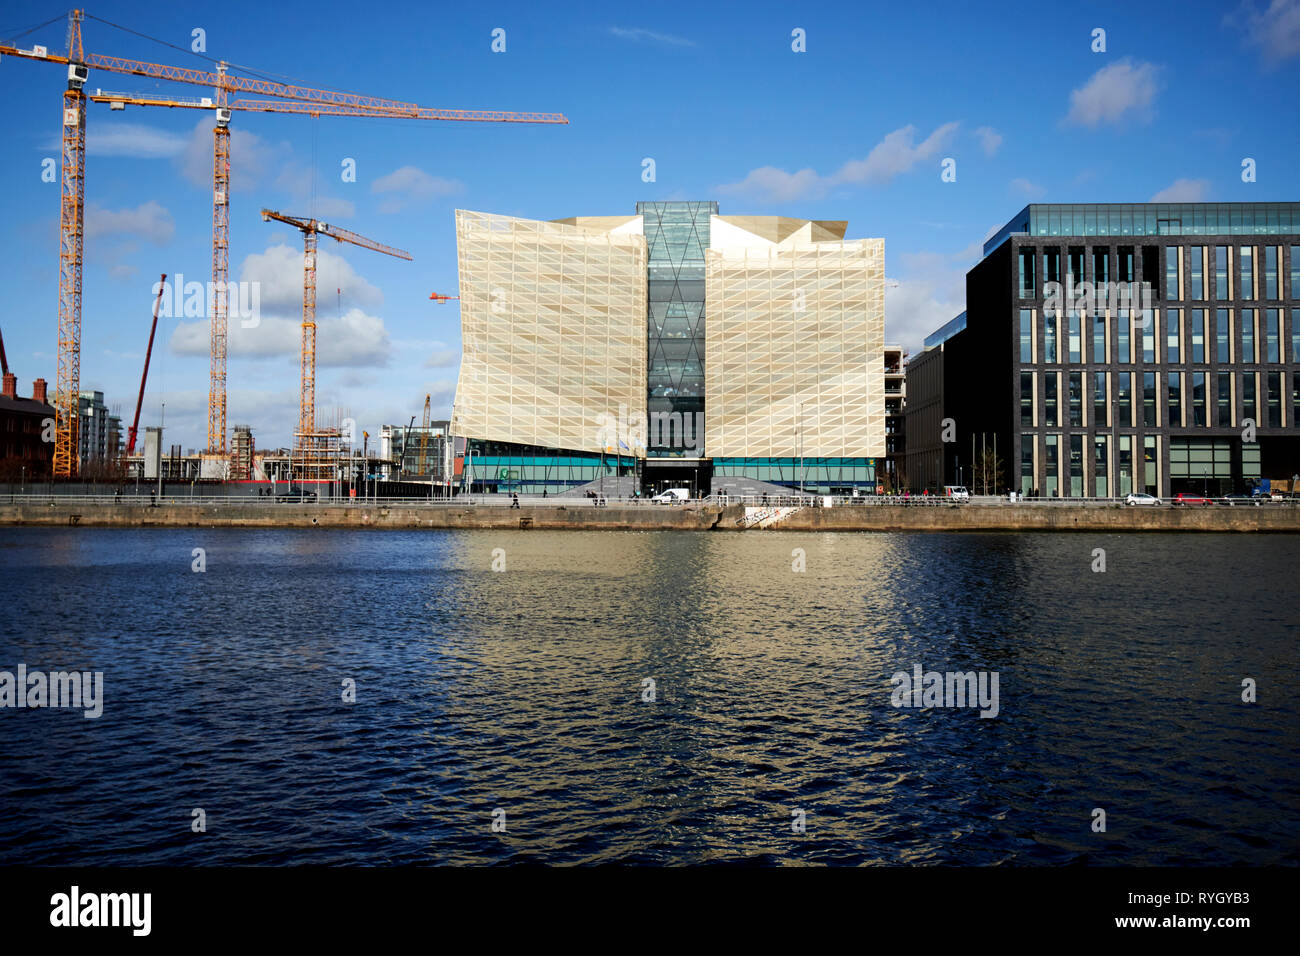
[3,492,1296,509]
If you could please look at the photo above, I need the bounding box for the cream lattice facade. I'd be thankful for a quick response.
[704,227,885,458]
[450,210,647,454]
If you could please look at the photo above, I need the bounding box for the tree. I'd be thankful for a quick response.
[972,448,1004,496]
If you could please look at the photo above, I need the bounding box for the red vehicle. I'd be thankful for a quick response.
[1172,492,1215,506]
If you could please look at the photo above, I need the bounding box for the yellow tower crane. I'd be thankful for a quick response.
[259,210,411,477]
[0,9,569,475]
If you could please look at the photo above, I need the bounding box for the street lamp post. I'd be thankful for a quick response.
[798,403,805,497]
[156,402,165,503]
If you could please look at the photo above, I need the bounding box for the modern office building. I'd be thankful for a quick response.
[450,203,886,495]
[911,203,1300,497]
[77,389,121,470]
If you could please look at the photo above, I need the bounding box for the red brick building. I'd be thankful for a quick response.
[0,372,55,480]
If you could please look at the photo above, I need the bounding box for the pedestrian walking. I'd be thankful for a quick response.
[511,493,520,509]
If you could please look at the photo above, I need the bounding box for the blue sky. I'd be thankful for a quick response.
[1,0,1297,450]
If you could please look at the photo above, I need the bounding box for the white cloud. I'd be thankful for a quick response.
[423,342,459,368]
[85,200,174,244]
[885,245,980,355]
[1149,178,1211,202]
[109,264,138,281]
[716,122,959,203]
[715,166,823,203]
[179,118,290,191]
[1010,177,1046,199]
[371,165,463,213]
[608,26,695,46]
[167,242,392,367]
[1065,59,1160,127]
[238,242,384,318]
[169,307,391,367]
[1229,0,1300,63]
[973,126,1002,156]
[833,123,959,186]
[81,122,187,159]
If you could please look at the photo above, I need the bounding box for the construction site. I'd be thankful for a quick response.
[0,9,566,499]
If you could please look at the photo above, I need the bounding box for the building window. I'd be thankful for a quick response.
[1143,372,1157,426]
[1044,312,1057,363]
[1045,435,1059,498]
[1144,436,1159,496]
[1240,246,1254,299]
[1167,371,1182,425]
[1293,371,1300,430]
[1216,309,1232,363]
[1044,373,1058,426]
[1069,247,1085,285]
[1241,310,1256,363]
[1117,371,1132,425]
[1191,310,1205,362]
[1242,373,1257,424]
[1094,435,1109,497]
[1020,309,1034,363]
[1019,248,1036,298]
[1118,246,1134,283]
[1068,311,1081,363]
[1265,309,1280,363]
[1190,247,1204,299]
[1069,434,1084,497]
[1069,371,1083,426]
[1043,247,1060,285]
[1092,312,1107,363]
[1020,372,1034,426]
[1093,371,1108,426]
[1020,434,1035,496]
[1093,247,1110,288]
[1165,308,1180,363]
[1293,309,1300,365]
[1192,372,1206,425]
[1264,246,1278,299]
[1118,435,1133,497]
[1166,246,1181,300]
[1291,246,1299,299]
[1117,311,1131,363]
[1267,372,1282,427]
[1217,371,1232,427]
[1141,311,1155,363]
[1215,245,1229,299]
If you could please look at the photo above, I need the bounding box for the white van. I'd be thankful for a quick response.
[943,485,970,502]
[651,487,691,504]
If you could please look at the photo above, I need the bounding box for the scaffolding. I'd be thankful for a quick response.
[292,407,350,481]
[230,424,254,480]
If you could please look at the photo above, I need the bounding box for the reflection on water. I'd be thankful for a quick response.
[0,528,1296,865]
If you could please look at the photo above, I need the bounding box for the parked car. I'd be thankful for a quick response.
[1172,492,1213,506]
[276,491,318,503]
[650,488,690,504]
[1125,492,1161,506]
[943,485,970,502]
[1221,493,1260,507]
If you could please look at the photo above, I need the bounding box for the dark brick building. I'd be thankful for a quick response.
[910,203,1300,497]
[0,372,55,480]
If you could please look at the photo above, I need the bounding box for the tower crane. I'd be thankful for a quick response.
[260,210,411,474]
[0,9,569,475]
[428,292,459,303]
[418,395,432,476]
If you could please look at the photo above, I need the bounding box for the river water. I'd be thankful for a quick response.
[1,528,1296,865]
